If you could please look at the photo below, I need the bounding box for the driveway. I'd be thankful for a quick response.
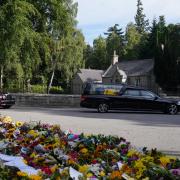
[1,106,180,156]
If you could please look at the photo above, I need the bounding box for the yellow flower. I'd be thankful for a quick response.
[30,152,36,158]
[23,159,28,164]
[2,116,13,123]
[127,149,139,157]
[53,142,60,148]
[142,178,149,180]
[80,148,88,154]
[159,156,171,167]
[99,171,105,177]
[28,130,39,138]
[56,177,61,180]
[16,121,24,127]
[79,165,89,174]
[17,171,28,177]
[134,160,146,179]
[87,172,93,178]
[141,155,154,163]
[8,128,15,132]
[29,175,42,180]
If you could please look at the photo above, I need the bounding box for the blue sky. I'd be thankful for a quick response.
[75,0,180,45]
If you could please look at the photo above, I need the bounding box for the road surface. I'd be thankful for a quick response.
[1,106,180,156]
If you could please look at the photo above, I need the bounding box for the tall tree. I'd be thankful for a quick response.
[134,0,150,59]
[29,0,79,93]
[84,44,94,69]
[58,28,85,90]
[135,0,149,34]
[0,0,85,93]
[0,0,40,91]
[90,36,107,69]
[105,24,124,65]
[154,16,180,90]
[124,22,141,60]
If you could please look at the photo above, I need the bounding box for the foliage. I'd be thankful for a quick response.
[135,0,149,33]
[105,24,124,63]
[154,17,180,90]
[59,28,85,86]
[49,86,64,94]
[0,0,85,93]
[124,22,141,60]
[84,44,94,69]
[30,85,46,94]
[85,36,107,70]
[0,0,179,93]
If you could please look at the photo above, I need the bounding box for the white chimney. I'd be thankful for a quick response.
[112,50,119,65]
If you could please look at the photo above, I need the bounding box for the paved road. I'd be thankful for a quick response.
[1,106,180,156]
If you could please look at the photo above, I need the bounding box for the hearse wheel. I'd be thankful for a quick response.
[98,103,109,113]
[167,104,178,115]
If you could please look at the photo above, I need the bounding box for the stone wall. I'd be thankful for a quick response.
[11,93,81,107]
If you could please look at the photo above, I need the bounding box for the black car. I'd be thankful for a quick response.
[0,93,15,109]
[80,83,180,115]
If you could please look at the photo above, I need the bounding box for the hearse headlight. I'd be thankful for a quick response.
[177,101,180,105]
[2,95,6,99]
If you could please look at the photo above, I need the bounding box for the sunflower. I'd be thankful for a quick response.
[16,121,24,127]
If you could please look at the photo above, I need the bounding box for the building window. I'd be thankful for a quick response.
[135,78,140,86]
[115,75,122,83]
[115,78,120,83]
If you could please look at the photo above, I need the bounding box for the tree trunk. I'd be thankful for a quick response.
[47,69,55,94]
[0,66,3,91]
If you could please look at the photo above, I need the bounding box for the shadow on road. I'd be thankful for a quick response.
[2,106,180,128]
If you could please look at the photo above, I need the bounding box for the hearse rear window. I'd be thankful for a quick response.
[83,83,123,95]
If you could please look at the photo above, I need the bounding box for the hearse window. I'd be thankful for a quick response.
[140,90,155,99]
[84,83,123,95]
[124,89,140,96]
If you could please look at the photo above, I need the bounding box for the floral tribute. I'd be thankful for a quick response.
[0,116,180,180]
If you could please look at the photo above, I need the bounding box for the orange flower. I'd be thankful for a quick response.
[68,159,76,165]
[96,145,103,151]
[110,171,122,180]
[51,165,58,173]
[29,174,42,180]
[17,171,28,177]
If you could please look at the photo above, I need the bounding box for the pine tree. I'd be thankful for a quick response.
[104,24,124,64]
[135,0,149,33]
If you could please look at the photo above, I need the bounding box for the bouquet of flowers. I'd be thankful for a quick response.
[0,116,179,180]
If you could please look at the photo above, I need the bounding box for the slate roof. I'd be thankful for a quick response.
[103,59,154,77]
[78,69,104,82]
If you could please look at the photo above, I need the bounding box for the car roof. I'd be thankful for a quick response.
[85,82,151,91]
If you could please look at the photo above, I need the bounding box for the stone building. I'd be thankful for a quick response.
[72,52,157,94]
[102,52,156,90]
[71,69,103,94]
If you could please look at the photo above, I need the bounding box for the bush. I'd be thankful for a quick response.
[49,86,63,94]
[31,85,46,94]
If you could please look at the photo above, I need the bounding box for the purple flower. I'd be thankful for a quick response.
[170,169,180,176]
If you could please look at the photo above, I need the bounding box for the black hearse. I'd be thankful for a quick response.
[80,83,180,114]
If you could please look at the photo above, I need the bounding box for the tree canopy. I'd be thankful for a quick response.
[0,0,85,93]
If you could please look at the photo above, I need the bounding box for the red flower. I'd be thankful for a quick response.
[92,159,98,164]
[41,167,52,175]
